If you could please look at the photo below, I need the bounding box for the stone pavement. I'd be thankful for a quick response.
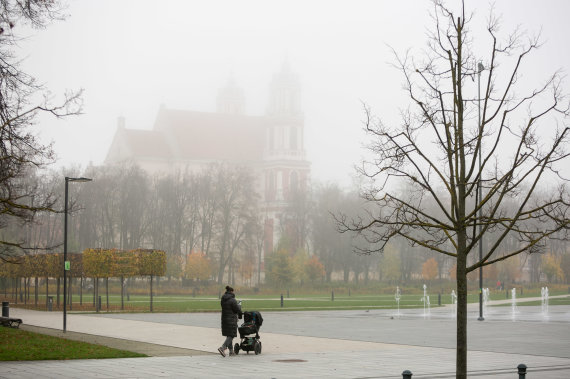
[4,298,570,378]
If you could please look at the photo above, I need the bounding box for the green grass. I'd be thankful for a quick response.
[68,293,474,312]
[494,297,570,307]
[0,327,146,361]
[10,289,570,313]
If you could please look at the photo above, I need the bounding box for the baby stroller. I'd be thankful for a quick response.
[234,311,263,355]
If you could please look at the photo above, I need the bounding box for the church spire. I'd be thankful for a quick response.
[266,60,301,117]
[217,74,245,115]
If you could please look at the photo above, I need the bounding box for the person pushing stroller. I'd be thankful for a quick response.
[218,285,242,357]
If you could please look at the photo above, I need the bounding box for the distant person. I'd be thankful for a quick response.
[218,285,242,357]
[496,280,501,290]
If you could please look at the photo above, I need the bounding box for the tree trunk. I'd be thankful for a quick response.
[150,275,153,312]
[56,277,60,307]
[34,277,38,306]
[456,244,468,378]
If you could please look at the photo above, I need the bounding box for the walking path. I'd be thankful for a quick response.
[3,297,570,378]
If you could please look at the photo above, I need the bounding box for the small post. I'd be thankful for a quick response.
[506,289,509,299]
[402,369,413,378]
[2,301,9,317]
[348,288,351,297]
[438,293,441,306]
[97,296,101,313]
[47,296,53,311]
[331,291,334,301]
[280,294,284,308]
[517,363,527,379]
[520,287,523,296]
[287,289,289,298]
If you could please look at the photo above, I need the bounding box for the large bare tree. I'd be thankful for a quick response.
[339,1,570,377]
[0,0,82,260]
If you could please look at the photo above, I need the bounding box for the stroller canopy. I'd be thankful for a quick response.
[243,311,263,327]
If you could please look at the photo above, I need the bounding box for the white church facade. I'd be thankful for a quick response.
[104,64,311,254]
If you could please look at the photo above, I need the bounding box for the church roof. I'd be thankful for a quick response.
[122,129,172,159]
[153,108,267,162]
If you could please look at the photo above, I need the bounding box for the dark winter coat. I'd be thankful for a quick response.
[220,291,242,337]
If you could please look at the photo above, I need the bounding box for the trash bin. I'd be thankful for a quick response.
[47,296,53,311]
[2,301,9,317]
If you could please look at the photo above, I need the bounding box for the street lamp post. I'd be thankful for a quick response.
[477,62,485,322]
[63,176,92,333]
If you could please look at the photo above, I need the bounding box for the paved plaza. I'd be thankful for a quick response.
[4,297,570,378]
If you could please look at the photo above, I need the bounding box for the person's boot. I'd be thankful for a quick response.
[217,347,226,357]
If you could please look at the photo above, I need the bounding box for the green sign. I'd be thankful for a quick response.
[65,261,70,271]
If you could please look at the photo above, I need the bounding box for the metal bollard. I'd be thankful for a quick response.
[331,291,335,301]
[2,301,9,317]
[47,296,53,311]
[438,293,441,306]
[506,289,509,299]
[517,363,527,378]
[280,294,284,307]
[97,296,102,312]
[402,369,413,378]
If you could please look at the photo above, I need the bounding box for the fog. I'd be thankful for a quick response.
[19,0,570,186]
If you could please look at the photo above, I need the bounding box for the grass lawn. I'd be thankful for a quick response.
[12,288,569,313]
[65,292,479,312]
[494,296,570,307]
[0,327,146,361]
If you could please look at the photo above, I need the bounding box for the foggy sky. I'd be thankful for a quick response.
[19,0,570,186]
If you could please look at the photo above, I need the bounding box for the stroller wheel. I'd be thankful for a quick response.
[234,343,240,355]
[254,340,262,355]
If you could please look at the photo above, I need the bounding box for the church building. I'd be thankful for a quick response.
[104,63,311,253]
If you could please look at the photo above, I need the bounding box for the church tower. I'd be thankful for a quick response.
[217,76,245,115]
[262,62,310,255]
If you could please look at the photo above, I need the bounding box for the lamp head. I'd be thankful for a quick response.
[66,177,92,183]
[478,62,485,73]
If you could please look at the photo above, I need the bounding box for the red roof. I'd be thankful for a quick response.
[153,108,267,162]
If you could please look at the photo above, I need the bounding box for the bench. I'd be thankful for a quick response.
[0,316,22,328]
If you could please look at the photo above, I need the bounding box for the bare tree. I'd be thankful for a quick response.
[338,1,570,377]
[0,0,82,260]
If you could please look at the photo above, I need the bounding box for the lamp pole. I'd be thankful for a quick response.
[477,62,485,322]
[64,176,92,332]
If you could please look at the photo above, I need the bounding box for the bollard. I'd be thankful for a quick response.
[331,291,334,301]
[97,296,102,313]
[438,293,441,306]
[280,294,284,308]
[2,301,9,317]
[506,289,509,299]
[517,363,527,379]
[402,369,413,378]
[47,296,53,311]
[520,287,523,296]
